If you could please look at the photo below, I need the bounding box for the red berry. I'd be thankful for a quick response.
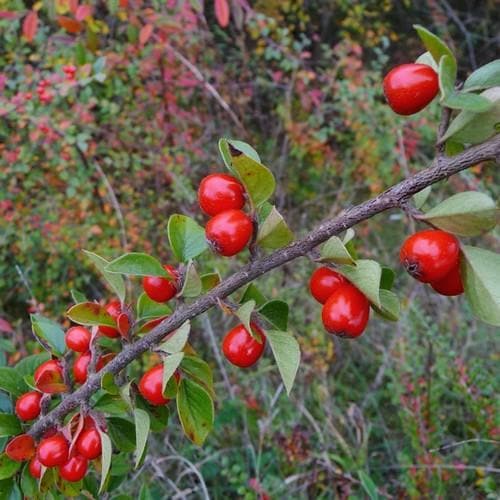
[37,433,69,467]
[65,326,91,352]
[321,284,370,338]
[222,323,266,368]
[138,364,170,406]
[59,455,88,482]
[309,267,347,304]
[34,360,63,387]
[98,300,121,338]
[400,229,460,283]
[29,457,42,478]
[383,63,439,115]
[75,428,102,459]
[142,265,178,303]
[73,352,91,384]
[15,391,42,421]
[205,209,253,257]
[5,434,36,462]
[198,173,245,216]
[430,263,464,296]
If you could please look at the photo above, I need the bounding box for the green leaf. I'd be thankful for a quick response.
[343,228,355,245]
[219,139,275,208]
[372,289,400,322]
[358,470,379,500]
[167,215,208,262]
[443,91,493,112]
[106,253,168,277]
[413,185,432,210]
[258,300,289,331]
[236,300,255,337]
[180,356,214,395]
[414,25,456,70]
[107,417,136,452]
[161,352,184,394]
[0,415,21,437]
[438,55,456,100]
[83,250,126,303]
[265,330,300,395]
[71,289,87,303]
[463,59,500,91]
[66,302,115,326]
[14,353,50,378]
[20,464,38,498]
[257,206,294,250]
[441,87,500,144]
[380,267,396,290]
[200,273,221,292]
[240,283,267,307]
[0,368,27,397]
[415,51,438,71]
[133,409,150,469]
[136,293,171,320]
[119,381,133,410]
[462,246,500,326]
[158,321,190,354]
[0,454,20,480]
[319,235,356,265]
[176,379,214,446]
[419,192,497,236]
[101,372,119,395]
[98,431,112,494]
[337,260,382,307]
[135,397,169,433]
[30,314,66,357]
[93,393,128,415]
[139,484,154,500]
[226,139,261,163]
[179,261,202,298]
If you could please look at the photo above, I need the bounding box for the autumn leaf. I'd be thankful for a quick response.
[139,24,154,45]
[23,10,38,43]
[215,0,230,28]
[75,4,93,22]
[57,16,84,34]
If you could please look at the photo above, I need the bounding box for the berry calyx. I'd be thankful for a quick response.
[383,63,439,115]
[37,433,69,467]
[430,263,464,296]
[65,326,91,352]
[222,323,266,368]
[75,427,102,459]
[142,265,178,303]
[15,391,42,421]
[98,300,122,338]
[321,284,370,338]
[138,364,171,406]
[59,455,88,482]
[29,456,42,478]
[205,209,253,257]
[198,173,246,216]
[309,267,347,304]
[400,229,460,283]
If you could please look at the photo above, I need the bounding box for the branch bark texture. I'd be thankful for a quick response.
[29,134,500,438]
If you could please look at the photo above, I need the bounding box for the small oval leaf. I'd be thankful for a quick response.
[167,215,208,263]
[133,409,150,469]
[106,253,167,277]
[337,260,382,307]
[67,302,115,326]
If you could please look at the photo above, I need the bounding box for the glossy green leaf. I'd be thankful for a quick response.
[98,431,113,494]
[180,356,214,395]
[438,55,456,100]
[372,289,400,322]
[443,91,493,112]
[161,352,184,394]
[20,464,38,498]
[0,415,21,438]
[0,454,20,480]
[101,372,119,395]
[463,59,500,91]
[158,321,190,354]
[133,409,150,469]
[135,397,169,433]
[106,253,167,277]
[30,314,66,357]
[338,260,382,307]
[240,283,267,307]
[257,206,294,250]
[167,214,208,262]
[420,191,497,236]
[107,417,136,452]
[176,379,214,446]
[265,330,300,395]
[258,300,289,331]
[83,250,126,303]
[136,293,171,320]
[358,470,379,500]
[414,25,456,71]
[0,368,27,397]
[66,302,115,326]
[226,139,261,163]
[462,246,500,326]
[343,228,355,245]
[380,267,396,290]
[180,261,202,298]
[201,272,221,292]
[93,393,128,415]
[319,235,356,265]
[14,353,49,378]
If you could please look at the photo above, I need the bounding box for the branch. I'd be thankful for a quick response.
[28,134,500,438]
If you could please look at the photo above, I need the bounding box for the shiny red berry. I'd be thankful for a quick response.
[309,267,347,304]
[430,263,464,296]
[98,300,121,338]
[138,364,170,406]
[205,209,253,257]
[15,391,42,421]
[37,433,69,467]
[142,265,178,303]
[222,323,266,368]
[59,455,88,482]
[383,63,439,115]
[75,428,102,460]
[29,456,42,478]
[65,326,91,352]
[321,284,370,338]
[73,352,91,384]
[400,229,460,283]
[198,173,246,216]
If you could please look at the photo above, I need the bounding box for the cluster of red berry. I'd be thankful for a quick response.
[36,79,52,105]
[62,64,77,81]
[400,229,463,296]
[198,173,253,257]
[310,267,370,338]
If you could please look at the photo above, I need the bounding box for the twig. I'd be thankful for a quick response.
[429,438,500,453]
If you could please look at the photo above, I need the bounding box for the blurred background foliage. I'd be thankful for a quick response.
[0,0,499,498]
